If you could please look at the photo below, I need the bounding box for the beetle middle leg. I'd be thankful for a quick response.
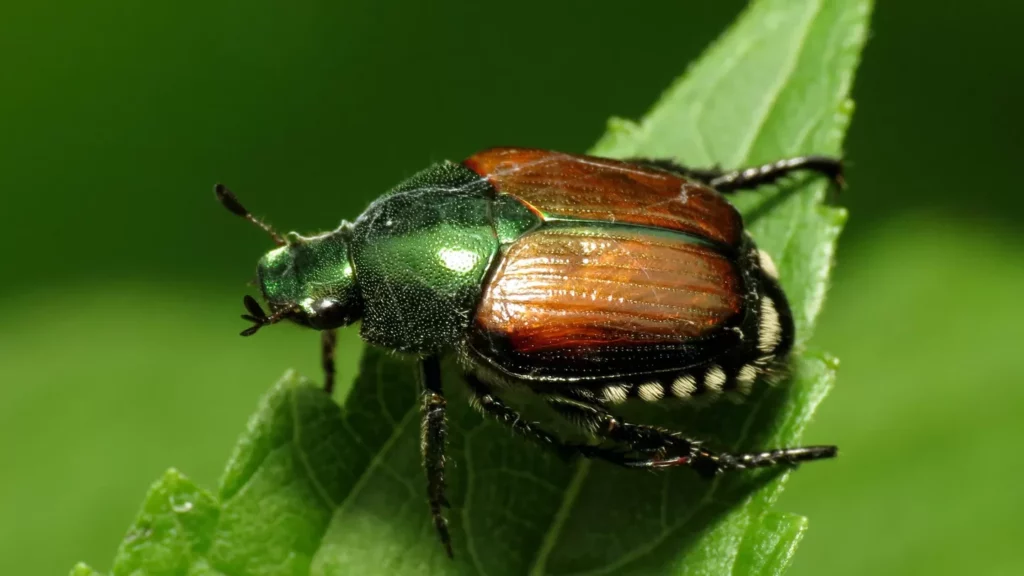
[629,156,844,193]
[420,355,453,558]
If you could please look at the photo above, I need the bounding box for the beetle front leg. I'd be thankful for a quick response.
[420,356,453,558]
[628,156,844,193]
[321,329,337,395]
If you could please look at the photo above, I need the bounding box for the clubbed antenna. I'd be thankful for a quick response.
[215,183,286,246]
[239,295,294,336]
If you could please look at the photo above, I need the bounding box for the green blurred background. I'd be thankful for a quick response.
[1,1,1021,574]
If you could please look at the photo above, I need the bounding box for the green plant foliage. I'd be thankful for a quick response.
[71,0,871,573]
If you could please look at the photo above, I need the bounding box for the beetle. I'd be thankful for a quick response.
[215,148,842,557]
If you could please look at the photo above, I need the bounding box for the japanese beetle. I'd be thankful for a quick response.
[216,148,842,557]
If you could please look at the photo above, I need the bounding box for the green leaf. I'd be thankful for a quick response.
[738,512,808,576]
[112,469,221,576]
[75,0,871,573]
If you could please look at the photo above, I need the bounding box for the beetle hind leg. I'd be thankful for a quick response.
[463,374,641,467]
[547,396,837,476]
[464,374,573,459]
[626,444,838,476]
[547,397,697,457]
[628,156,844,193]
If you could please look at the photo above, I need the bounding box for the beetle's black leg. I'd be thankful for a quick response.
[707,156,844,192]
[464,375,637,466]
[321,329,337,395]
[546,397,695,456]
[629,156,844,193]
[546,397,836,477]
[464,375,570,456]
[627,159,726,183]
[622,444,838,478]
[420,356,453,558]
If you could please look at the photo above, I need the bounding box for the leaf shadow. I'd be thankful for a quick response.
[737,174,824,226]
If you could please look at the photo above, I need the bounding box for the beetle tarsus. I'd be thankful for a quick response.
[715,444,839,471]
[624,443,838,474]
[709,155,844,193]
[625,158,726,183]
[628,155,844,193]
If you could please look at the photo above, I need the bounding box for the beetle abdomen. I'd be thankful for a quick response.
[469,224,749,384]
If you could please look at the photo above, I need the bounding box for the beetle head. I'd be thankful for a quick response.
[254,229,361,332]
[216,183,362,336]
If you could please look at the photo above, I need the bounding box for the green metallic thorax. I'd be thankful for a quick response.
[349,162,538,353]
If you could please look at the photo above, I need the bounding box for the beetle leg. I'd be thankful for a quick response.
[627,158,726,183]
[321,329,337,395]
[464,375,638,466]
[420,356,453,558]
[546,397,694,456]
[546,397,836,476]
[628,156,844,193]
[464,375,571,456]
[623,444,839,477]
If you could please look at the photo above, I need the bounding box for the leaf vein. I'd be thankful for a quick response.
[290,389,338,509]
[527,460,592,576]
[735,0,824,164]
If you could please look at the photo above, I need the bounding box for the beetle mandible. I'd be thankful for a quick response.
[216,148,842,557]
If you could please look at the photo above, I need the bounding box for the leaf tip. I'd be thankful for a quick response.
[590,116,642,156]
[68,563,105,576]
[160,467,186,483]
[270,368,321,395]
[605,116,640,134]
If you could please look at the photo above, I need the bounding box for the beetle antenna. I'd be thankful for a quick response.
[215,183,287,246]
[239,295,294,336]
